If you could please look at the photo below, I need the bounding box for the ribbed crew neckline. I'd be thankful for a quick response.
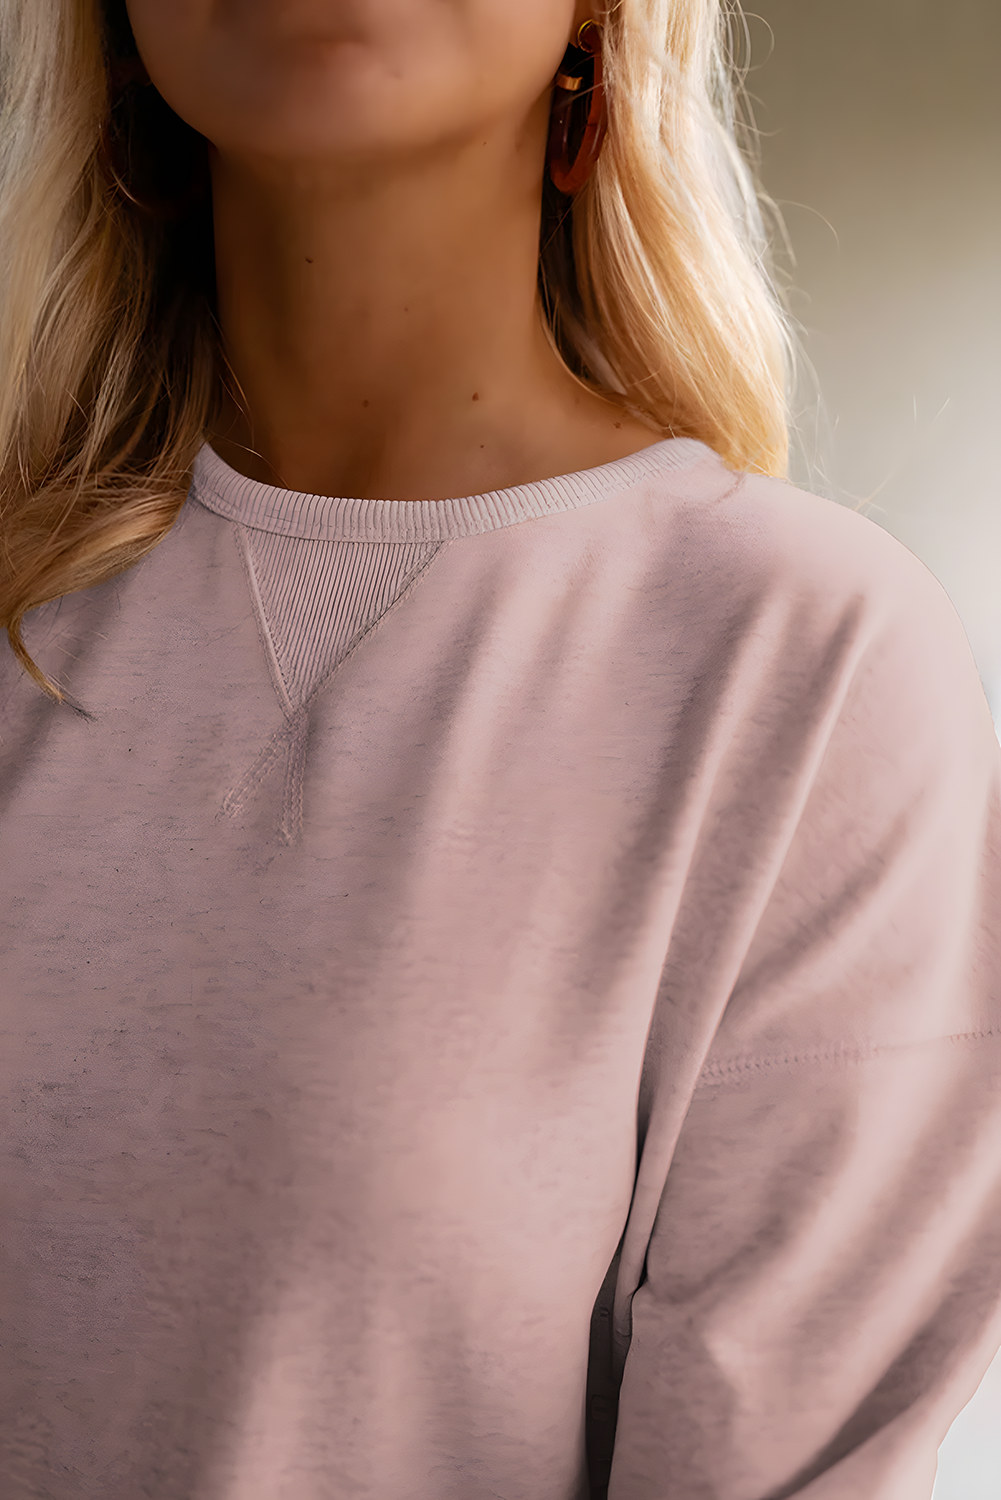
[190,435,709,544]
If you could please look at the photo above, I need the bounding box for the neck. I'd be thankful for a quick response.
[203,112,655,501]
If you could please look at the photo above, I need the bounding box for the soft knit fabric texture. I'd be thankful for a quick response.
[1,434,999,1500]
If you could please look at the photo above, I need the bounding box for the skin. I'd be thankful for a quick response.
[125,0,661,500]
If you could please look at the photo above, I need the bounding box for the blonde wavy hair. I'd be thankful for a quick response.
[0,0,800,707]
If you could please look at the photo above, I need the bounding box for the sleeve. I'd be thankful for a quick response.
[603,531,1001,1499]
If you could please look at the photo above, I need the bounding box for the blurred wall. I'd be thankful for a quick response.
[745,3,1001,1491]
[748,0,1001,730]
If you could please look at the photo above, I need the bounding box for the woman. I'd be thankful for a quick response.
[0,1,998,1497]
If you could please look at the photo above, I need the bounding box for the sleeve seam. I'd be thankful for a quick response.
[694,1027,1000,1090]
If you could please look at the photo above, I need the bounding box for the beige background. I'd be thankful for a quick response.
[746,2,1001,1491]
[748,0,1000,735]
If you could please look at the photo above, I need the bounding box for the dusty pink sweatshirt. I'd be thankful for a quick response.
[1,435,999,1500]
